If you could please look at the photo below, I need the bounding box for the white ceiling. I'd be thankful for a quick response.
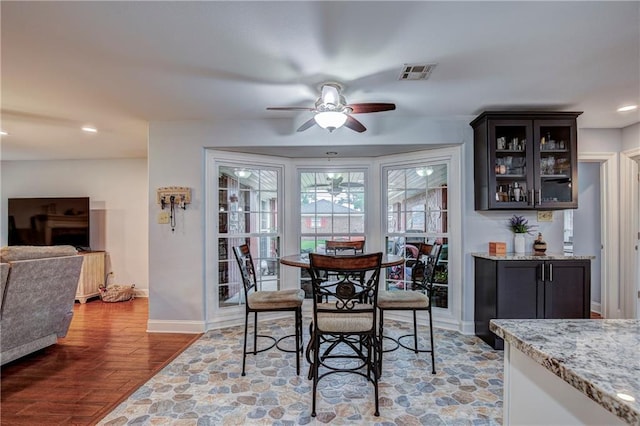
[1,1,639,161]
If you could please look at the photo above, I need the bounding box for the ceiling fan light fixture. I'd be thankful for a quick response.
[314,111,347,131]
[234,169,252,178]
[320,84,340,105]
[416,167,433,177]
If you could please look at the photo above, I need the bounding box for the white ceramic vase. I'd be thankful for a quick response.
[514,233,526,254]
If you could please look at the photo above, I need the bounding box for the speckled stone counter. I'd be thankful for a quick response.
[491,319,640,425]
[472,252,596,261]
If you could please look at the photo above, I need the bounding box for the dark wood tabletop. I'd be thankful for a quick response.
[279,253,404,269]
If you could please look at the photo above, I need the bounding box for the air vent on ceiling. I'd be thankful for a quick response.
[399,63,437,80]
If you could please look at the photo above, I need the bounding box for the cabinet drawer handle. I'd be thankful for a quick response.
[537,189,542,205]
[529,189,534,206]
[541,263,545,281]
[549,263,553,282]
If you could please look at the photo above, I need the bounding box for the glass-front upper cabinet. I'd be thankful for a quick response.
[471,111,581,210]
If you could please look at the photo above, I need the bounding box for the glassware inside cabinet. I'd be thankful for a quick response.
[539,126,570,152]
[495,125,527,152]
[495,180,529,204]
[538,125,573,203]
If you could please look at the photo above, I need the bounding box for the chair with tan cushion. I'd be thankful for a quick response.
[233,244,304,376]
[378,243,441,374]
[307,252,383,417]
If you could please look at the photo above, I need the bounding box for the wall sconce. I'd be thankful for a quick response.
[157,187,191,231]
[416,167,433,177]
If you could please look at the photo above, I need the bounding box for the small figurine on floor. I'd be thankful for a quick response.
[533,232,547,254]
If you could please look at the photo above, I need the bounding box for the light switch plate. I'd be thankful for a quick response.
[537,211,553,222]
[158,211,170,224]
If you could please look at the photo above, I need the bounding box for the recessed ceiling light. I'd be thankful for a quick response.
[0,130,8,136]
[617,105,638,112]
[617,392,635,402]
[82,126,98,133]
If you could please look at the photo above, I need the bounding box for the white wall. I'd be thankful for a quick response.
[1,159,148,293]
[573,162,602,307]
[578,128,622,152]
[622,122,639,152]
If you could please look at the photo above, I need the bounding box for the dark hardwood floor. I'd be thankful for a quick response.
[1,298,201,425]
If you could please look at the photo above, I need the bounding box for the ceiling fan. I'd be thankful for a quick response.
[266,83,395,133]
[307,175,364,196]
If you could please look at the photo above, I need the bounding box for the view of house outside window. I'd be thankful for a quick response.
[299,170,366,297]
[384,164,449,308]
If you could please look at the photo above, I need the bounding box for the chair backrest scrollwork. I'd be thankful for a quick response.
[309,252,382,315]
[233,244,258,297]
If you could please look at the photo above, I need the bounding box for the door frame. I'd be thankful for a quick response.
[621,147,640,319]
[578,152,619,318]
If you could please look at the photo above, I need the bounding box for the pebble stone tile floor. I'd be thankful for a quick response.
[99,319,503,425]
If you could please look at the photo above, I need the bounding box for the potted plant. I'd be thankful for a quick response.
[508,215,535,254]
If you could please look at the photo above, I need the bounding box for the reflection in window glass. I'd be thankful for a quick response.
[384,164,449,308]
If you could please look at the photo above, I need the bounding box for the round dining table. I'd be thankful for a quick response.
[279,252,404,269]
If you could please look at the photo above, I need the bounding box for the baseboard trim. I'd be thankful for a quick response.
[591,301,602,315]
[134,289,149,298]
[147,320,205,334]
[148,312,475,336]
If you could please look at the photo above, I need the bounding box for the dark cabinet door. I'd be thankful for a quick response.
[487,119,534,210]
[543,260,590,318]
[533,119,579,209]
[496,260,543,318]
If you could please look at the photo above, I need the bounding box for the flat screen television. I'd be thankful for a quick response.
[8,197,91,250]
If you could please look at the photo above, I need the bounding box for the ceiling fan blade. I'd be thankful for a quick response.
[340,182,364,188]
[344,115,366,133]
[266,106,315,111]
[348,103,396,114]
[296,117,317,132]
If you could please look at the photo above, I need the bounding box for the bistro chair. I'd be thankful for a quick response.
[232,244,305,376]
[323,239,366,290]
[307,252,383,417]
[325,239,365,255]
[377,243,441,374]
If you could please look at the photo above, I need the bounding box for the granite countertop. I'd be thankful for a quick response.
[490,319,640,425]
[472,252,596,260]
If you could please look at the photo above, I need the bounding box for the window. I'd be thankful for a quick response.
[216,164,281,308]
[384,163,449,308]
[299,169,366,297]
[299,170,366,250]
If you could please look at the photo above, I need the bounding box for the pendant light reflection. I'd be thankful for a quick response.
[234,169,252,179]
[416,167,434,177]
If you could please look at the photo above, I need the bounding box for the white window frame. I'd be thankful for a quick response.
[205,150,286,329]
[297,166,369,250]
[376,146,462,330]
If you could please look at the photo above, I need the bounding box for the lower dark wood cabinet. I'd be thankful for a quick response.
[474,257,590,349]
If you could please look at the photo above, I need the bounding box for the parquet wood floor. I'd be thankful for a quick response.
[0,298,201,425]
